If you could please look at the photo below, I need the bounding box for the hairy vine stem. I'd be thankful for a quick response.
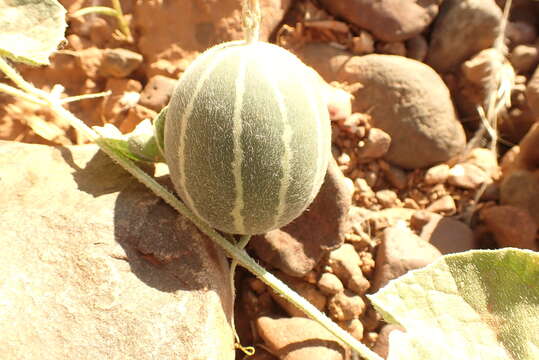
[0,27,381,360]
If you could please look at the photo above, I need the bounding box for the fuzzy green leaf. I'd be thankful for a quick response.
[0,0,67,65]
[368,249,539,360]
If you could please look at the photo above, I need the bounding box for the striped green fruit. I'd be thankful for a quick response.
[164,40,331,235]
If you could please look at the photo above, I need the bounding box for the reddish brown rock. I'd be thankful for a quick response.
[0,141,234,360]
[510,44,539,74]
[426,194,456,215]
[412,211,476,254]
[425,164,450,185]
[480,205,538,250]
[99,48,143,78]
[327,243,362,283]
[250,158,352,277]
[372,225,442,292]
[256,317,347,360]
[406,35,428,62]
[501,169,539,226]
[100,78,142,125]
[506,21,537,46]
[133,0,292,78]
[318,273,344,296]
[328,290,366,321]
[527,69,539,117]
[139,75,177,112]
[270,273,326,318]
[357,127,391,160]
[500,124,539,225]
[318,0,443,42]
[448,163,491,189]
[120,105,157,133]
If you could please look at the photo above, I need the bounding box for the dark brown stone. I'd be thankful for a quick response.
[250,157,352,277]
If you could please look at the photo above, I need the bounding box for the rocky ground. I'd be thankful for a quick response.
[1,0,539,359]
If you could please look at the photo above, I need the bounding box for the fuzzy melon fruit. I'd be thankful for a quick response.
[164,40,331,235]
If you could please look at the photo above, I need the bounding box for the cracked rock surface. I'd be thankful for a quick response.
[0,141,234,360]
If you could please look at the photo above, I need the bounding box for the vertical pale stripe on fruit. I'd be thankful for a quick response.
[263,62,293,230]
[239,56,286,233]
[230,53,248,234]
[301,74,325,205]
[176,47,233,222]
[182,49,240,230]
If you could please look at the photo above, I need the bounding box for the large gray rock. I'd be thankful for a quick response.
[427,0,502,73]
[336,54,466,169]
[0,141,234,360]
[318,0,443,42]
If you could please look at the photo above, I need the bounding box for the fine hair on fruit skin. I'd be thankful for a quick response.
[164,40,331,235]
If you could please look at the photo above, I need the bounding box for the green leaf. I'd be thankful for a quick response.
[127,119,164,162]
[368,249,539,360]
[0,0,67,65]
[153,105,167,158]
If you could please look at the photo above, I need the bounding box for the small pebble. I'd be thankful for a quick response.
[465,148,499,178]
[328,290,366,321]
[340,318,364,341]
[506,21,537,46]
[327,87,352,121]
[271,273,327,317]
[383,165,408,190]
[350,30,375,55]
[327,243,361,282]
[377,41,406,57]
[139,75,177,111]
[510,44,539,74]
[448,163,490,189]
[318,273,344,295]
[248,278,266,294]
[375,189,398,208]
[424,164,450,185]
[426,194,456,214]
[406,35,428,61]
[347,272,370,295]
[357,128,391,160]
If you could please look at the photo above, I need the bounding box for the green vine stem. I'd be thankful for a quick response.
[73,0,133,42]
[0,55,382,360]
[73,6,118,17]
[110,0,132,42]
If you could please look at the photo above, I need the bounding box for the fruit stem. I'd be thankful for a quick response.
[0,56,382,360]
[242,0,261,43]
